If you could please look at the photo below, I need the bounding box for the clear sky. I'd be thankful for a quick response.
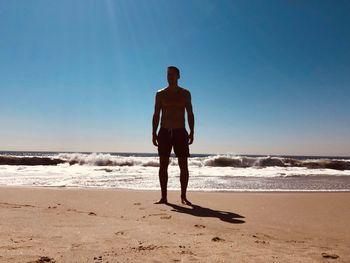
[1,0,349,156]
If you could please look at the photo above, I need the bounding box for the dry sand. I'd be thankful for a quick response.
[0,186,349,262]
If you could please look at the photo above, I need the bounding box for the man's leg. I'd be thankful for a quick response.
[178,157,192,205]
[155,155,169,204]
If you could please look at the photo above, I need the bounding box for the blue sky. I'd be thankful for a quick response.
[1,0,349,156]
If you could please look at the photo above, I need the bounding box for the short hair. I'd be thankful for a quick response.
[168,66,180,77]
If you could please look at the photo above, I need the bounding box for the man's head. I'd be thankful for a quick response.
[167,66,180,85]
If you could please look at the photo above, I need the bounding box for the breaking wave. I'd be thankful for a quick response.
[1,153,350,171]
[202,155,350,170]
[0,155,65,166]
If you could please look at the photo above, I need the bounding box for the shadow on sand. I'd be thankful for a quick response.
[165,202,245,224]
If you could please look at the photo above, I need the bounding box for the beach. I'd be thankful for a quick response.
[2,0,350,262]
[0,186,349,262]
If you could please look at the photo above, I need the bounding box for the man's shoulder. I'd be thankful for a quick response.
[180,87,190,93]
[156,87,167,95]
[179,87,191,97]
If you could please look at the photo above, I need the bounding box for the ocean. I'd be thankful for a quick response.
[1,151,350,192]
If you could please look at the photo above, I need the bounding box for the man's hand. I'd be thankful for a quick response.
[152,134,158,147]
[188,132,194,145]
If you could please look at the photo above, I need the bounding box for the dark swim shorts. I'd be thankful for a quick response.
[157,127,190,157]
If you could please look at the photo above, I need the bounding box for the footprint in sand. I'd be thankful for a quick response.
[252,234,270,244]
[286,240,305,243]
[180,250,195,255]
[321,252,339,259]
[149,213,167,216]
[66,208,97,216]
[10,238,20,243]
[131,244,168,251]
[212,237,225,242]
[252,233,271,239]
[179,245,192,249]
[93,255,103,261]
[29,256,56,262]
[255,240,269,244]
[147,213,171,219]
[71,243,81,249]
[11,237,33,244]
[0,202,35,209]
[3,245,32,250]
[115,231,125,236]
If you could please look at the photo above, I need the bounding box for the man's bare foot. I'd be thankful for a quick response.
[181,196,192,206]
[154,198,168,204]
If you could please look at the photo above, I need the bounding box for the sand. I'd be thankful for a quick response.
[0,186,349,263]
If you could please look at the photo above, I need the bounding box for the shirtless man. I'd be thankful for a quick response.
[152,66,194,205]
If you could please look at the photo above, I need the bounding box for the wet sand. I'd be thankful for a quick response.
[0,186,349,262]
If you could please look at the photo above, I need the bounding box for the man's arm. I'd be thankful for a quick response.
[185,91,195,144]
[152,92,161,146]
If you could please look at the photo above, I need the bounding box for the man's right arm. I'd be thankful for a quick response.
[152,92,161,146]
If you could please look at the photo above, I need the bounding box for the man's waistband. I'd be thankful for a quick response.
[160,127,186,131]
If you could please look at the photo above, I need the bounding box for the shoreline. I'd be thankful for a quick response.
[1,184,350,193]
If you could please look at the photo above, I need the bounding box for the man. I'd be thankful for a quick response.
[152,66,194,205]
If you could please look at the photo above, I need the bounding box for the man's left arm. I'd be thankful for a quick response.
[185,91,195,145]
